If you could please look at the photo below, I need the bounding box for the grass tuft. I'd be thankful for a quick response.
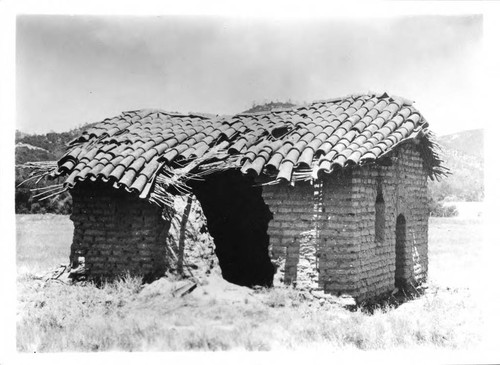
[16,215,484,351]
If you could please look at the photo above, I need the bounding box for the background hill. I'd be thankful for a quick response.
[437,128,483,159]
[242,101,297,114]
[15,122,99,164]
[15,123,98,214]
[429,128,484,202]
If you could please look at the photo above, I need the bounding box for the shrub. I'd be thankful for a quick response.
[429,197,458,217]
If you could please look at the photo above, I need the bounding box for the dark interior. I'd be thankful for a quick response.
[189,170,275,287]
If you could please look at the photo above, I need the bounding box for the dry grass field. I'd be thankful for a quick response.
[16,214,485,351]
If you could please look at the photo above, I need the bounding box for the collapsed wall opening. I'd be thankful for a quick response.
[189,170,275,287]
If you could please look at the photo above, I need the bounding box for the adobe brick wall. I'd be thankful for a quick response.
[317,171,362,296]
[66,144,427,299]
[350,144,429,301]
[262,143,429,302]
[262,182,318,288]
[69,181,169,281]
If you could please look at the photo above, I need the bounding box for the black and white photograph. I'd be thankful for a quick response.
[2,1,499,362]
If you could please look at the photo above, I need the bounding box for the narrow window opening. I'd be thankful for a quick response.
[395,214,407,289]
[375,190,385,244]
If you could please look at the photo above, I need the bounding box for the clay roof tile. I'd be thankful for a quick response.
[57,92,442,190]
[276,160,294,181]
[118,169,137,189]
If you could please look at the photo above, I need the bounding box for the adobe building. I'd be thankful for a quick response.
[51,92,446,302]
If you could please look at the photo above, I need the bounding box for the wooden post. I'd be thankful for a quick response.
[177,194,193,275]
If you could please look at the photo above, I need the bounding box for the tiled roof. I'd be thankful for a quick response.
[54,92,445,198]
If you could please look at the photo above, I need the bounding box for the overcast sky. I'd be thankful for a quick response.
[16,14,482,135]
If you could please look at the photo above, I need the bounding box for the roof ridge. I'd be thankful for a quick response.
[122,109,217,120]
[236,102,311,116]
[237,93,374,116]
[120,92,415,120]
[311,91,415,107]
[389,94,414,107]
[311,91,397,105]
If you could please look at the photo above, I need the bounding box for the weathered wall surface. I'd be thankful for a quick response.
[263,143,429,301]
[70,181,169,281]
[262,173,363,294]
[350,144,429,301]
[262,182,318,289]
[318,171,361,297]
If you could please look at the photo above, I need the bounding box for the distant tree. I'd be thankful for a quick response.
[242,100,297,114]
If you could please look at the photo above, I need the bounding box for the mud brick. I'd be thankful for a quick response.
[262,144,429,301]
[69,180,167,280]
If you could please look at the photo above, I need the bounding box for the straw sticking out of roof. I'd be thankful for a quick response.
[21,92,448,206]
